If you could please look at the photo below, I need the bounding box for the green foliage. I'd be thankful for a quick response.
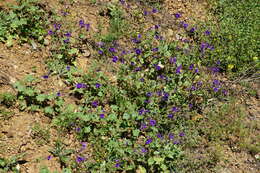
[0,154,25,172]
[205,0,259,73]
[0,0,52,44]
[0,92,16,107]
[31,123,50,145]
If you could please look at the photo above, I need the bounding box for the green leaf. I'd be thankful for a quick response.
[153,156,164,164]
[137,165,146,173]
[148,157,154,165]
[84,126,91,133]
[123,113,130,120]
[132,129,140,137]
[44,106,54,115]
[36,94,47,102]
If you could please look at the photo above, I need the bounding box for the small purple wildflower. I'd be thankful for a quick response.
[179,132,185,137]
[141,147,147,153]
[213,87,219,92]
[79,20,84,27]
[183,23,188,29]
[115,163,120,168]
[152,47,158,52]
[76,83,83,89]
[173,140,180,145]
[140,78,144,82]
[64,32,71,37]
[92,101,99,108]
[168,133,174,140]
[57,92,61,97]
[42,75,48,79]
[63,38,70,43]
[137,34,141,39]
[76,127,81,132]
[149,119,156,126]
[139,108,145,115]
[132,38,141,44]
[195,68,199,73]
[95,83,101,88]
[146,92,152,97]
[189,104,193,109]
[135,48,142,55]
[48,30,54,35]
[144,10,148,16]
[222,89,228,95]
[109,47,116,53]
[112,56,118,63]
[168,114,173,118]
[154,64,161,71]
[189,64,194,70]
[76,156,85,163]
[176,65,182,74]
[54,24,61,30]
[204,30,211,36]
[172,107,179,112]
[47,155,52,160]
[152,8,158,13]
[66,66,70,71]
[140,123,147,130]
[216,60,221,65]
[100,113,105,119]
[85,24,90,31]
[175,13,181,19]
[157,133,163,139]
[190,27,195,33]
[169,57,177,64]
[211,67,220,73]
[98,50,103,55]
[81,142,87,149]
[145,138,153,145]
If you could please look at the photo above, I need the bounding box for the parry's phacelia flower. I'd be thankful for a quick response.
[172,107,179,112]
[146,92,152,97]
[115,163,120,168]
[183,23,188,29]
[135,48,142,55]
[98,50,103,55]
[43,75,48,79]
[85,23,90,31]
[149,119,156,126]
[47,155,52,160]
[109,47,116,53]
[63,38,70,43]
[168,114,173,118]
[79,20,84,27]
[173,140,180,145]
[95,83,101,88]
[154,64,161,71]
[204,30,211,35]
[66,66,70,71]
[170,57,177,64]
[216,60,221,65]
[140,78,144,82]
[76,156,85,163]
[64,32,71,37]
[100,113,105,119]
[48,30,54,35]
[57,92,61,96]
[54,24,61,30]
[152,8,158,13]
[168,133,174,140]
[112,56,118,63]
[189,64,194,70]
[195,68,199,73]
[92,101,99,108]
[81,142,87,149]
[190,27,195,33]
[175,13,181,19]
[179,132,185,137]
[140,123,147,130]
[152,47,158,52]
[145,138,153,145]
[76,83,83,89]
[176,65,182,74]
[141,147,147,153]
[144,10,148,16]
[189,104,193,109]
[157,133,163,139]
[213,87,219,92]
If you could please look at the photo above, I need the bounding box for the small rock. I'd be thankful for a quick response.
[82,49,91,57]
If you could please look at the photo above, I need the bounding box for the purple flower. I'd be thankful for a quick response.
[154,64,161,71]
[195,68,199,73]
[95,83,101,88]
[140,123,147,130]
[47,155,52,160]
[137,34,141,39]
[145,138,153,145]
[152,8,158,13]
[63,38,70,43]
[98,50,103,55]
[211,67,220,73]
[100,113,105,119]
[176,65,182,74]
[168,133,174,140]
[157,133,163,139]
[132,38,141,44]
[216,60,221,65]
[222,89,228,95]
[76,127,81,132]
[169,57,177,64]
[76,83,84,89]
[173,140,180,145]
[190,27,195,33]
[109,47,116,53]
[76,156,85,163]
[179,132,185,137]
[144,10,148,16]
[135,48,142,55]
[81,142,87,149]
[85,24,90,31]
[141,147,147,153]
[154,25,160,29]
[119,0,125,4]
[64,32,71,37]
[152,47,158,52]
[115,163,120,168]
[204,30,211,36]
[134,67,141,72]
[54,24,61,30]
[112,56,118,63]
[140,78,144,82]
[43,75,48,79]
[57,92,61,96]
[79,20,84,27]
[66,66,70,71]
[149,119,156,126]
[172,107,179,112]
[213,87,219,92]
[183,23,188,29]
[168,114,173,118]
[92,101,99,108]
[48,30,54,35]
[189,64,194,70]
[189,104,193,109]
[190,85,196,91]
[213,79,220,86]
[146,92,152,97]
[175,13,181,19]
[139,108,145,115]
